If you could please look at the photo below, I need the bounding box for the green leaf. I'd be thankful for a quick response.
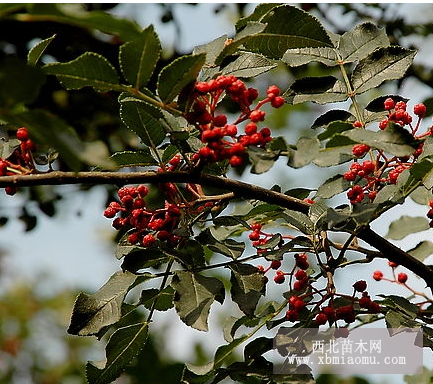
[351,46,416,94]
[172,271,225,331]
[43,52,120,91]
[386,216,430,240]
[68,271,138,336]
[0,137,20,160]
[316,174,350,199]
[141,286,175,311]
[235,3,280,31]
[222,52,277,78]
[110,150,158,168]
[407,241,433,262]
[410,186,433,205]
[317,121,354,141]
[385,310,407,330]
[282,47,337,67]
[214,22,267,65]
[0,57,46,106]
[197,229,245,259]
[86,322,148,384]
[313,145,354,167]
[27,34,56,66]
[384,295,419,318]
[248,146,278,174]
[365,95,409,112]
[255,234,282,250]
[288,137,320,168]
[120,98,166,147]
[119,25,161,89]
[342,125,417,157]
[312,111,354,129]
[28,3,141,41]
[244,5,333,59]
[284,76,347,105]
[213,335,249,370]
[282,210,314,235]
[339,22,390,62]
[157,53,206,103]
[229,264,265,316]
[175,239,206,268]
[193,34,227,65]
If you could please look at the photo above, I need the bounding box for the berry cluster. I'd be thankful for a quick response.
[187,75,282,167]
[344,99,430,204]
[0,127,35,195]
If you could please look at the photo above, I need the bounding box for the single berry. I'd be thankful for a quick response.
[293,280,306,291]
[379,119,389,130]
[195,82,210,94]
[271,96,285,108]
[213,115,227,127]
[286,309,298,322]
[414,103,427,117]
[274,271,285,284]
[373,270,383,281]
[142,234,156,247]
[104,207,117,218]
[250,110,265,122]
[315,313,328,326]
[16,127,29,141]
[353,280,367,292]
[295,253,309,270]
[0,160,7,176]
[359,296,372,309]
[368,302,381,314]
[395,101,407,111]
[362,160,375,175]
[352,144,370,157]
[295,269,308,281]
[384,98,395,110]
[353,121,363,128]
[267,85,280,97]
[5,186,17,196]
[245,122,257,135]
[249,230,261,241]
[128,232,140,244]
[397,272,408,284]
[343,171,356,181]
[270,260,281,270]
[388,261,398,268]
[226,124,237,136]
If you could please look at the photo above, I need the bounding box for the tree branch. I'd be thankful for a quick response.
[1,169,433,289]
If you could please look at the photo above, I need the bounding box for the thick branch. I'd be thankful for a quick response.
[1,170,433,289]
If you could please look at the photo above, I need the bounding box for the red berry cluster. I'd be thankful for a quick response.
[0,127,36,196]
[187,75,282,167]
[344,98,430,204]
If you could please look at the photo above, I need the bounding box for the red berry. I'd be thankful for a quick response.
[267,85,280,97]
[250,110,265,122]
[249,230,261,241]
[213,115,227,127]
[5,186,17,196]
[315,313,328,326]
[271,96,285,108]
[0,160,7,176]
[414,103,427,117]
[368,302,381,314]
[226,125,237,136]
[286,309,298,322]
[395,101,407,111]
[293,280,306,291]
[251,223,262,231]
[359,296,371,309]
[353,280,367,292]
[195,82,210,94]
[104,207,117,218]
[137,184,149,197]
[388,261,398,268]
[128,232,140,244]
[352,121,363,128]
[270,260,281,270]
[352,144,370,157]
[343,171,356,181]
[249,133,262,145]
[322,306,336,322]
[362,160,375,175]
[260,127,271,137]
[273,271,285,284]
[16,127,29,141]
[379,119,388,130]
[295,269,308,281]
[373,270,383,281]
[384,98,395,110]
[397,272,408,284]
[142,234,156,247]
[247,87,259,103]
[245,122,258,135]
[334,327,350,338]
[295,253,309,270]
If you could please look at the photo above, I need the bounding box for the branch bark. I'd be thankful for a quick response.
[1,170,432,289]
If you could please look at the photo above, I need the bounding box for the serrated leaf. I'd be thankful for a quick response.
[175,239,206,268]
[197,228,245,259]
[312,111,354,129]
[284,76,347,105]
[282,47,337,67]
[68,271,138,336]
[141,286,174,311]
[342,126,417,157]
[339,22,390,62]
[410,186,433,205]
[172,271,225,331]
[407,241,433,262]
[288,137,320,168]
[43,52,120,91]
[120,98,166,147]
[282,210,314,234]
[229,264,265,316]
[365,94,409,112]
[244,5,333,59]
[27,34,56,66]
[86,322,148,384]
[193,34,227,65]
[157,53,206,103]
[222,52,277,78]
[386,216,429,240]
[351,46,416,94]
[385,295,419,318]
[235,3,280,31]
[385,310,406,330]
[119,25,161,89]
[110,150,157,168]
[317,121,354,141]
[316,174,350,199]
